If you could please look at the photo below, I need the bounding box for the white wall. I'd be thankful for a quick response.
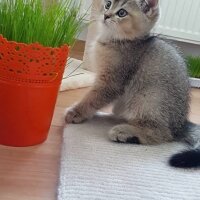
[173,40,200,57]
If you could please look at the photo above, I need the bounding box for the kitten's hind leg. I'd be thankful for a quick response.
[108,121,173,145]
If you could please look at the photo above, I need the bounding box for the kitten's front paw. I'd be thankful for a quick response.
[65,106,86,124]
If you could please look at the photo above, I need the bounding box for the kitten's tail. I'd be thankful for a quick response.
[169,122,200,168]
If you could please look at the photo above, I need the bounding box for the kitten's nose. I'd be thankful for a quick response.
[104,14,111,21]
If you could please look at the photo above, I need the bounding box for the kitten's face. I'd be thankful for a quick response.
[99,0,159,40]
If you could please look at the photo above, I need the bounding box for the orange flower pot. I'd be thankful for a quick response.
[0,35,69,147]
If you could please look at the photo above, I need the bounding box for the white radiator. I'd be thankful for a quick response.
[154,0,200,44]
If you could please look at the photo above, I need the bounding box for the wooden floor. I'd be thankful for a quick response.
[0,42,200,200]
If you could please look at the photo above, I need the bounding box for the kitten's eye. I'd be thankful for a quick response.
[105,1,112,10]
[117,9,128,18]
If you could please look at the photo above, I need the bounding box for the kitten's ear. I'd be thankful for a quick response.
[139,0,159,17]
[145,0,159,9]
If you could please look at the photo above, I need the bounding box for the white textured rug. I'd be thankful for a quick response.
[58,114,200,200]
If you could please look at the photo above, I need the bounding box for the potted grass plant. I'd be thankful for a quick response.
[187,56,200,88]
[0,0,86,147]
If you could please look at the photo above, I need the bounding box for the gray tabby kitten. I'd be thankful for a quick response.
[66,0,200,168]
